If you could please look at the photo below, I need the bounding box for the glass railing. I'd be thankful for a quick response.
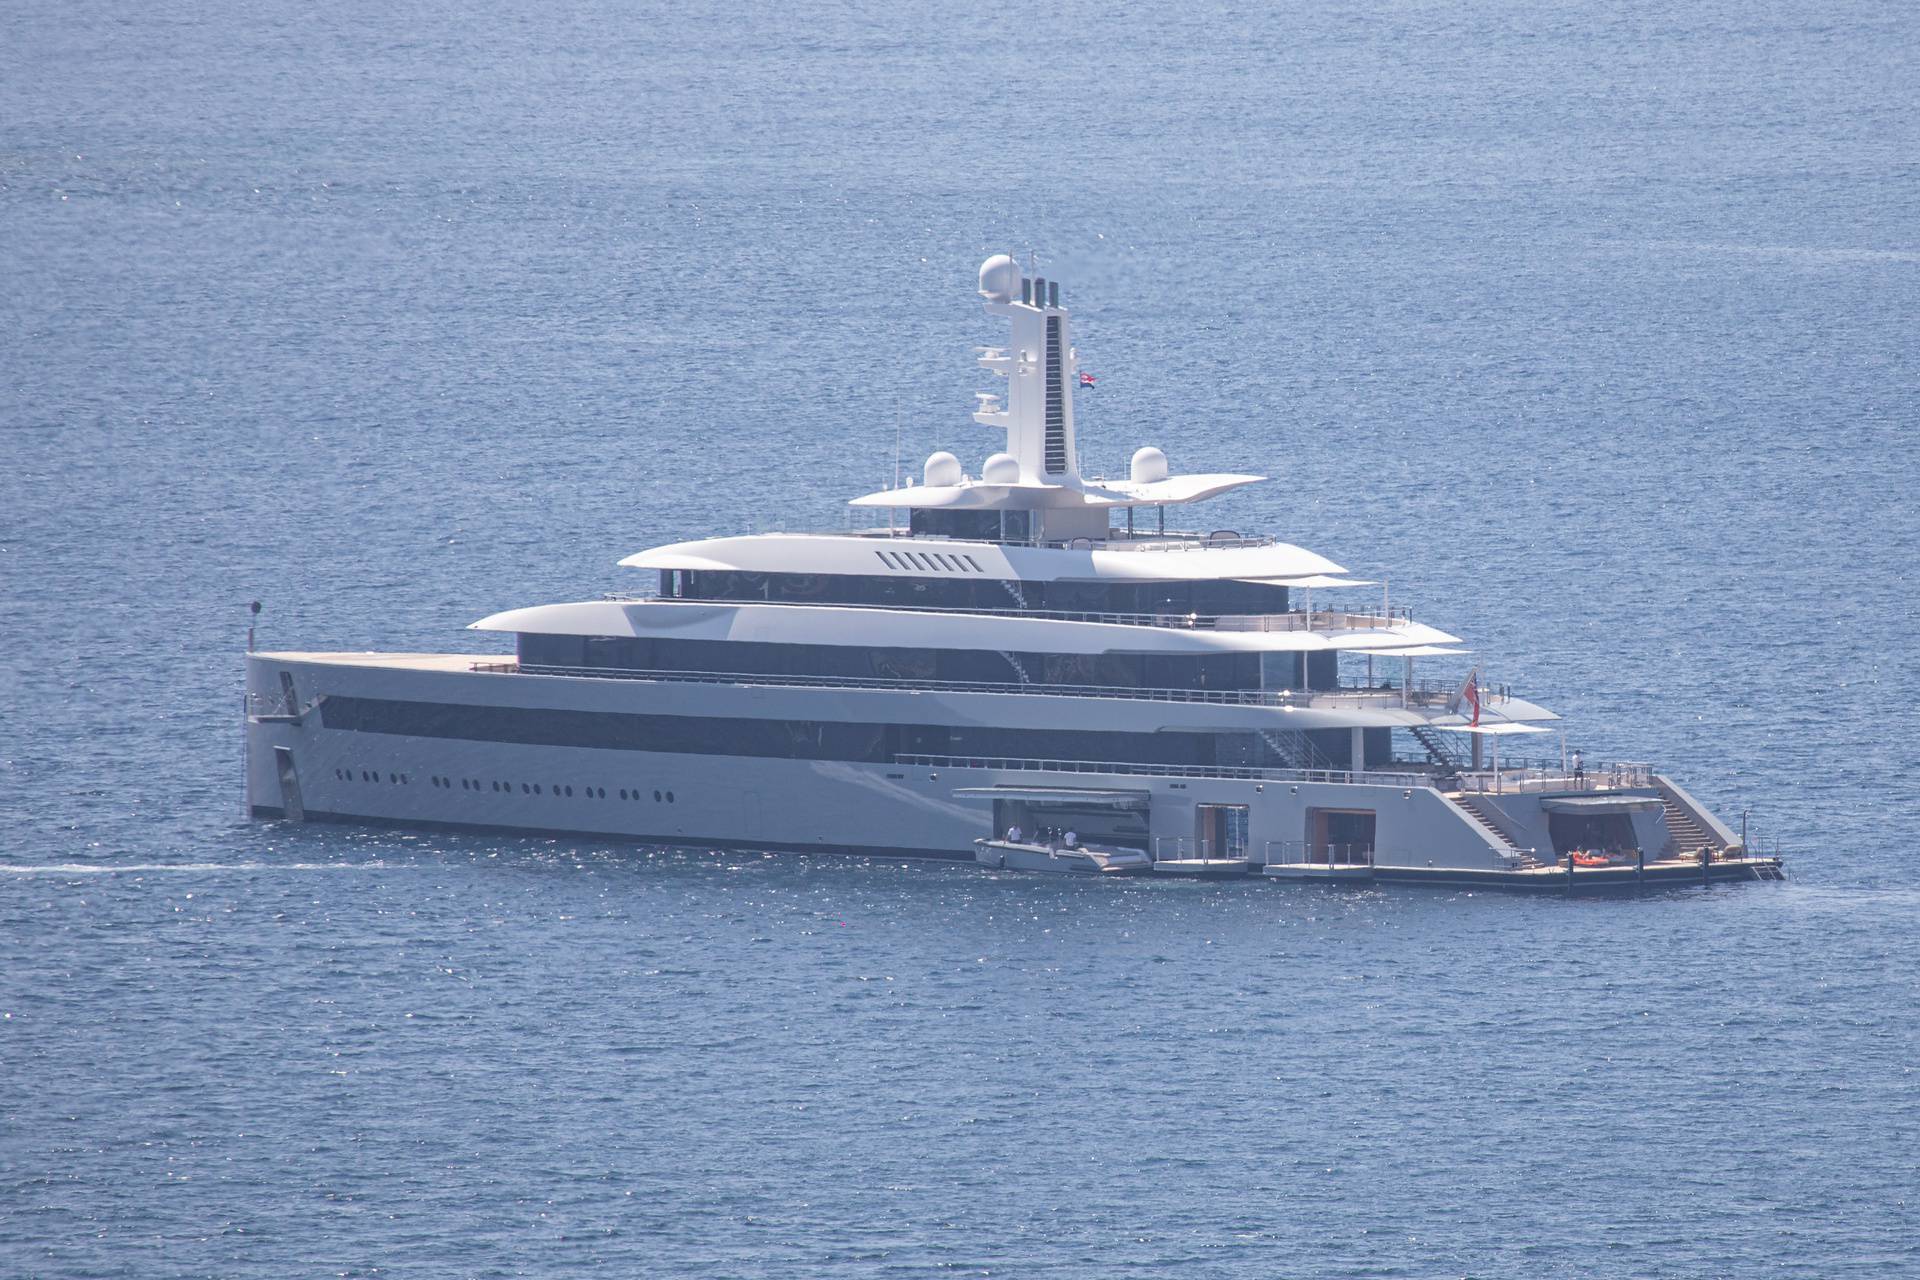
[602,594,1416,634]
[467,661,1468,710]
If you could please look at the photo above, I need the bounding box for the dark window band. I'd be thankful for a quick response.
[517,635,1337,693]
[318,695,1246,766]
[669,568,1290,618]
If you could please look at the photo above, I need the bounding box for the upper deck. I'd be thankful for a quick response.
[620,527,1357,587]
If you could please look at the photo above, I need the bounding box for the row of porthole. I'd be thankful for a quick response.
[337,768,410,785]
[332,768,676,804]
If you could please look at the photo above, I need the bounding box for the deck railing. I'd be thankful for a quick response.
[467,661,1472,710]
[893,754,1430,787]
[1151,836,1254,862]
[1452,760,1656,794]
[844,526,1282,553]
[893,752,1660,802]
[1261,841,1377,869]
[602,594,1417,635]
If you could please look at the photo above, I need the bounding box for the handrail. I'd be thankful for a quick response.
[244,690,297,718]
[1151,836,1253,862]
[1262,841,1377,869]
[842,527,1282,553]
[604,594,1415,634]
[468,661,1464,710]
[896,753,1429,787]
[1451,761,1656,794]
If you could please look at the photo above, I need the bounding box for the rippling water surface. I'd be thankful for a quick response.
[3,1,1918,1275]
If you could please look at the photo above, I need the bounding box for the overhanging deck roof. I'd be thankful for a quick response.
[1542,795,1665,814]
[952,786,1152,810]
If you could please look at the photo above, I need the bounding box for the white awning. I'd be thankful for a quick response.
[1433,722,1554,736]
[1365,645,1471,657]
[1240,575,1377,589]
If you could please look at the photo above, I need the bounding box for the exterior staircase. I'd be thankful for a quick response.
[1657,794,1716,859]
[1410,723,1466,769]
[1260,728,1332,771]
[1653,775,1740,860]
[1452,795,1541,868]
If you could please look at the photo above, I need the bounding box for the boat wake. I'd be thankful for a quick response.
[0,861,389,875]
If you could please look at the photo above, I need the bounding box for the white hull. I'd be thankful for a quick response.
[244,655,1537,871]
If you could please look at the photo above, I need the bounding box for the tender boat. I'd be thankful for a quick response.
[974,839,1152,875]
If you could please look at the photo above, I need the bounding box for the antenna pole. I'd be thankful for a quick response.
[891,398,902,535]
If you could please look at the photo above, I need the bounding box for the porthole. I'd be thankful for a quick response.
[564,786,573,798]
[666,790,675,803]
[653,790,662,802]
[619,788,628,800]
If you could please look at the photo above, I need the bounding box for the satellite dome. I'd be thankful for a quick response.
[1131,446,1169,484]
[977,254,1022,303]
[923,450,964,487]
[981,452,1020,484]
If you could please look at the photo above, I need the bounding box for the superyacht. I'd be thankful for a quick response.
[245,255,1782,889]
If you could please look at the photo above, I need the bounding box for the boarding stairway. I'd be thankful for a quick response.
[1657,794,1714,859]
[1452,795,1542,869]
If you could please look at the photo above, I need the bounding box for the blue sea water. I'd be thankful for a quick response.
[3,0,1918,1274]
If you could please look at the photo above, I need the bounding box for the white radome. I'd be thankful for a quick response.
[923,450,964,487]
[977,254,1022,303]
[981,452,1021,484]
[1131,446,1169,484]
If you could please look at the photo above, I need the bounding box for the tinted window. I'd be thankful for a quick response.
[513,634,1266,692]
[318,695,1253,767]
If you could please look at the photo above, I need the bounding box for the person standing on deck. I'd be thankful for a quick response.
[1572,749,1585,788]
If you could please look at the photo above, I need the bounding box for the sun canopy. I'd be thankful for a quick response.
[1242,575,1376,589]
[1433,722,1554,735]
[1366,645,1470,657]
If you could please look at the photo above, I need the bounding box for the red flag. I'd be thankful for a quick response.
[1462,670,1481,727]
[1079,371,1096,387]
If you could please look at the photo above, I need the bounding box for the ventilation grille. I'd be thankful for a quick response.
[875,549,987,573]
[1043,316,1067,474]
